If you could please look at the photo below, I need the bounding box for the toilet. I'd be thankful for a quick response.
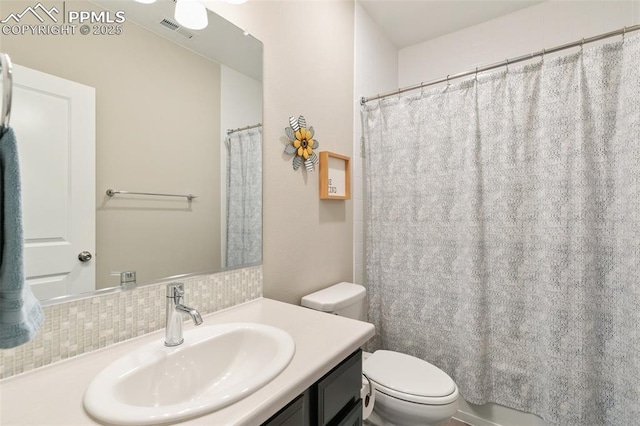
[301,282,459,426]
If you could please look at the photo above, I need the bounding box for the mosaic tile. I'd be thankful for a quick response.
[0,265,263,380]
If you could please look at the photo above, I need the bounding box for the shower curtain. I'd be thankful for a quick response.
[225,128,262,267]
[362,35,640,425]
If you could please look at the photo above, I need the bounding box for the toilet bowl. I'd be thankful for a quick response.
[301,283,459,426]
[363,350,459,426]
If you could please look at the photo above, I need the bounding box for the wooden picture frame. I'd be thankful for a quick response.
[319,151,350,200]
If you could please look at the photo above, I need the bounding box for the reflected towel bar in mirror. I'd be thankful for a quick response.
[106,189,197,201]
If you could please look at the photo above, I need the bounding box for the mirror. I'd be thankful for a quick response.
[0,0,263,303]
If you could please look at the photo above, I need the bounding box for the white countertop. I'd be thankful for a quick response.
[0,298,375,425]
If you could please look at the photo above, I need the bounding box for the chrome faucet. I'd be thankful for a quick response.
[165,282,203,347]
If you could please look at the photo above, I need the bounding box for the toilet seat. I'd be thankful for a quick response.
[363,350,458,406]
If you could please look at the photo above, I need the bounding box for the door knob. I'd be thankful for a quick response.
[78,251,93,262]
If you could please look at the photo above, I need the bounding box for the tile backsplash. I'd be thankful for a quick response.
[0,265,262,380]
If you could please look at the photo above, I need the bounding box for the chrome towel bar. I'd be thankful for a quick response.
[106,189,197,201]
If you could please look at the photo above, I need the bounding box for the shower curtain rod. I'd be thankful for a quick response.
[360,24,640,105]
[226,123,262,135]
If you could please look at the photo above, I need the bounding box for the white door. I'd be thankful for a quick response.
[10,64,95,300]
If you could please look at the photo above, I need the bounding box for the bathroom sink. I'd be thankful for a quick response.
[83,322,296,425]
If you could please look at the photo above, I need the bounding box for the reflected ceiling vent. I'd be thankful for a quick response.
[159,18,195,39]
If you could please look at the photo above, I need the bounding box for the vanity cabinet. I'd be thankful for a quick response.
[262,392,312,426]
[263,350,362,426]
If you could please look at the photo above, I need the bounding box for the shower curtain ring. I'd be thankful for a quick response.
[623,26,626,42]
[541,48,546,64]
[397,88,401,99]
[446,75,450,87]
[505,58,509,72]
[475,67,479,81]
[581,37,585,51]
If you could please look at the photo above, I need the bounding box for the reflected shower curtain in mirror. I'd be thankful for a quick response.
[225,128,262,267]
[362,35,640,426]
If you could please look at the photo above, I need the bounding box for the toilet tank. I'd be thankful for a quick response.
[301,282,367,321]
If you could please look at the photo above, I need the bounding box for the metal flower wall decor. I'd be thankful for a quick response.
[284,115,320,172]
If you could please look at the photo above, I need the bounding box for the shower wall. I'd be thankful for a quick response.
[399,1,639,87]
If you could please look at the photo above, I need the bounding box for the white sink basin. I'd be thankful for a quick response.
[83,322,295,425]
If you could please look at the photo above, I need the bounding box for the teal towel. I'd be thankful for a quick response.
[0,126,44,349]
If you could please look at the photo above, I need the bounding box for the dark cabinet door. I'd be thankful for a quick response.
[262,350,363,426]
[263,392,311,426]
[316,350,362,426]
[332,399,362,426]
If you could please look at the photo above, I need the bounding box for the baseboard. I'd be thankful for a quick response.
[453,400,548,426]
[454,410,503,426]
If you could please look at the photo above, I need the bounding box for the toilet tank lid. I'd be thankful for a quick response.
[301,282,366,312]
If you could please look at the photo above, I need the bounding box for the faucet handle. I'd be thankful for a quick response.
[166,282,185,298]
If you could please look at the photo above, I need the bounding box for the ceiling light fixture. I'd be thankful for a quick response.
[133,0,157,3]
[174,0,208,30]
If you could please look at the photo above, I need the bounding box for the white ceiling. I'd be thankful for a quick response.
[359,0,544,48]
[92,0,263,81]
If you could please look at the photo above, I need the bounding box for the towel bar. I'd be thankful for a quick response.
[106,189,197,201]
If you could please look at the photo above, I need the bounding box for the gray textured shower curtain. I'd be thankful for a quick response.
[225,129,262,267]
[362,35,640,425]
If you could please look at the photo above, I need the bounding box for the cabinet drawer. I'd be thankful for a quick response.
[316,350,362,426]
[333,399,362,426]
[263,391,310,426]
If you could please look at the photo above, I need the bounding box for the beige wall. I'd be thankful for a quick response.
[204,0,355,304]
[2,0,222,288]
